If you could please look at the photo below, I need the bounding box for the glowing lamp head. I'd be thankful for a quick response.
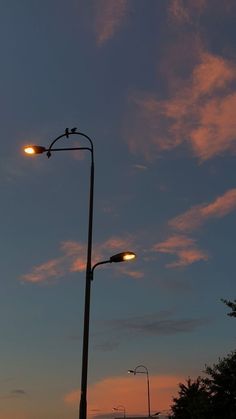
[24,145,46,155]
[123,253,136,261]
[110,252,136,263]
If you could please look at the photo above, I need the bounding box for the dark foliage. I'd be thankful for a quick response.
[170,377,211,419]
[221,298,236,317]
[204,350,236,419]
[170,351,236,419]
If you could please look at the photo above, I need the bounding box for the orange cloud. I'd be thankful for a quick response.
[126,49,236,161]
[190,93,236,160]
[94,0,128,45]
[169,188,236,232]
[100,236,134,252]
[154,189,236,267]
[154,235,208,268]
[21,235,137,283]
[64,374,184,416]
[118,266,144,279]
[22,258,65,283]
[168,0,236,24]
[169,0,206,23]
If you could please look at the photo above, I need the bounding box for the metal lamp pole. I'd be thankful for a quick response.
[128,365,151,417]
[24,130,136,419]
[25,128,94,419]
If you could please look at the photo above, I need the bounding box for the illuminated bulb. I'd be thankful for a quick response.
[24,146,36,155]
[110,252,136,263]
[24,145,46,155]
[123,253,136,261]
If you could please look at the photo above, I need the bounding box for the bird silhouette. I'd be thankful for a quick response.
[65,128,69,138]
[71,127,77,133]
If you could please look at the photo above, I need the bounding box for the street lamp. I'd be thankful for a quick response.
[113,405,126,418]
[91,251,135,278]
[23,128,136,419]
[128,365,151,417]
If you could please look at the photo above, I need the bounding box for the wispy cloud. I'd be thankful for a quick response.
[64,374,184,416]
[0,388,28,399]
[154,235,208,268]
[109,311,207,336]
[132,164,148,171]
[169,189,236,232]
[94,0,128,45]
[168,0,206,23]
[118,265,144,279]
[21,235,136,283]
[10,389,27,398]
[153,188,236,267]
[126,49,236,161]
[22,258,66,283]
[168,0,236,24]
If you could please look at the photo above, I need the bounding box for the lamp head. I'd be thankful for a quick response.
[110,252,136,263]
[24,145,46,155]
[128,369,135,374]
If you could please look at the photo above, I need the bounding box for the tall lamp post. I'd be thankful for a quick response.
[24,128,136,419]
[128,365,151,417]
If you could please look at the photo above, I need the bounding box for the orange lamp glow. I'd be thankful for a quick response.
[24,145,46,155]
[123,253,136,261]
[110,252,136,263]
[24,146,36,155]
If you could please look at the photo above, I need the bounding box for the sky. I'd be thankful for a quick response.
[1,0,236,418]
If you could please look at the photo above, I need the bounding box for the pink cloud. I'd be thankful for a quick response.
[190,93,236,160]
[118,266,144,279]
[154,235,208,268]
[61,240,85,256]
[169,188,236,232]
[168,0,207,23]
[153,235,195,252]
[168,248,209,268]
[168,0,236,24]
[64,374,184,416]
[21,235,137,283]
[126,49,236,161]
[22,258,65,283]
[94,0,128,45]
[154,188,236,268]
[100,236,134,252]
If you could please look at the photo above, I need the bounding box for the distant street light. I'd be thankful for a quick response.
[23,128,136,419]
[128,365,151,417]
[113,405,126,418]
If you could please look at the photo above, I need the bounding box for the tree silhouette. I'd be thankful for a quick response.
[170,351,236,419]
[221,298,236,317]
[204,350,236,419]
[170,377,210,418]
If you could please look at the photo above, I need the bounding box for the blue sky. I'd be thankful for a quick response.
[0,1,236,418]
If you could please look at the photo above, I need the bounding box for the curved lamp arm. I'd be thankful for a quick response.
[46,128,94,160]
[24,127,94,160]
[133,365,149,375]
[90,252,136,280]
